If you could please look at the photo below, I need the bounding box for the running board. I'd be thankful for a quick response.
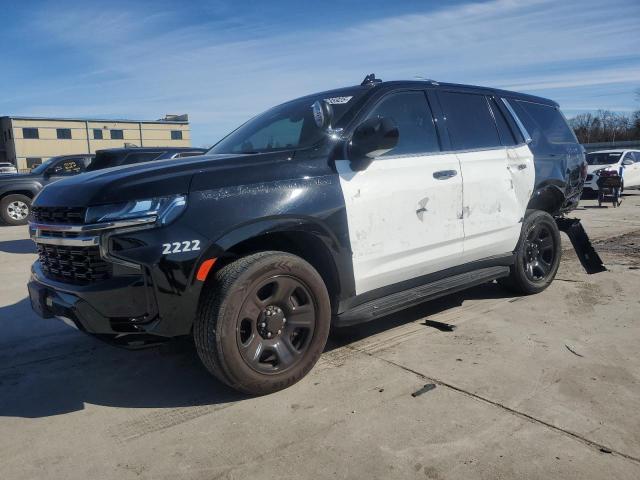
[335,266,510,327]
[556,218,606,274]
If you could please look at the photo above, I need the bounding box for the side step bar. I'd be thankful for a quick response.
[556,218,606,274]
[335,266,510,327]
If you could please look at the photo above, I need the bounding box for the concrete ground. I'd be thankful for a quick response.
[1,192,640,480]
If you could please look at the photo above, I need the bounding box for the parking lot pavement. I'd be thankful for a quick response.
[1,192,640,480]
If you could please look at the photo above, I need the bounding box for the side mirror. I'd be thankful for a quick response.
[348,117,399,171]
[622,158,634,166]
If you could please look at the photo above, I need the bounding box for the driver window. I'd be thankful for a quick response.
[365,91,440,157]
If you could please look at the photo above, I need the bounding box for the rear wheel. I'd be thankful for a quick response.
[0,194,32,226]
[194,251,331,395]
[498,210,561,295]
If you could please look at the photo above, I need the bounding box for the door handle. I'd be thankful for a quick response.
[433,170,457,180]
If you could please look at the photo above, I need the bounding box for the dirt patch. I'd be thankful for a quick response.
[593,230,640,266]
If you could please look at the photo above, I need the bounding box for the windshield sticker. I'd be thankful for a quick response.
[324,96,353,105]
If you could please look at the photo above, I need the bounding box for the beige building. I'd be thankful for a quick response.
[0,114,191,171]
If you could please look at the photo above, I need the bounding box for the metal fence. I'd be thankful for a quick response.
[582,140,640,152]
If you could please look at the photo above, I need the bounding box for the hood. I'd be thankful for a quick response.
[33,150,312,207]
[0,171,37,183]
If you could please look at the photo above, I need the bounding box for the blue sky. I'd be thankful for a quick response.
[1,0,639,146]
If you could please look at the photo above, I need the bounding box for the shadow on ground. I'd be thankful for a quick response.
[327,281,515,348]
[0,282,514,419]
[0,333,246,418]
[0,238,36,254]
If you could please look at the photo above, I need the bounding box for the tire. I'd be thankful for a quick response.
[498,210,561,295]
[194,251,331,395]
[0,194,32,226]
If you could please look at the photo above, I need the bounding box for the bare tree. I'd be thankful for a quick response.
[569,106,640,144]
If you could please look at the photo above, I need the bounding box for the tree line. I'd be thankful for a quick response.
[568,89,640,144]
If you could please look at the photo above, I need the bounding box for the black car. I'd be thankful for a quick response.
[28,75,592,394]
[86,147,208,172]
[0,147,206,225]
[0,154,93,225]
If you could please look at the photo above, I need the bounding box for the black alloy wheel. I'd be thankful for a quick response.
[498,210,561,295]
[194,251,331,395]
[237,275,316,374]
[523,222,555,282]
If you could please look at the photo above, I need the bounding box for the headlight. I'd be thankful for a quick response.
[85,195,187,226]
[594,166,616,176]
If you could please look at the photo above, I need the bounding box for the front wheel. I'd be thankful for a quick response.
[194,251,331,395]
[498,210,561,295]
[0,194,32,226]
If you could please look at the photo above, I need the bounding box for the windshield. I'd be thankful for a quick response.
[31,157,57,174]
[586,152,622,165]
[208,90,362,155]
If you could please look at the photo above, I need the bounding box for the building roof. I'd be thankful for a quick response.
[0,115,189,125]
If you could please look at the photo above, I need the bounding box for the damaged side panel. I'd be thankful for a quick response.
[457,144,535,263]
[335,151,464,295]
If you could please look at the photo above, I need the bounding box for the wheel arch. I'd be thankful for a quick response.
[0,188,37,201]
[526,184,565,216]
[197,218,350,314]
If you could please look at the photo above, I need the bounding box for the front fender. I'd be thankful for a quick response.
[192,215,350,292]
[0,181,41,198]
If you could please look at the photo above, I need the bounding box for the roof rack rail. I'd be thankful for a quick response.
[413,75,439,85]
[361,73,382,86]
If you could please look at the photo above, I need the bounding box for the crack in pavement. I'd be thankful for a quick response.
[345,345,640,466]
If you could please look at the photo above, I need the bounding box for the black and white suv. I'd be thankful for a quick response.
[28,76,588,394]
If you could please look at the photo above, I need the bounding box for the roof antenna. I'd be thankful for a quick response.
[361,73,382,86]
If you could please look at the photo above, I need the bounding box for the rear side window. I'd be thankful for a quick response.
[122,152,163,166]
[511,100,576,148]
[365,91,439,157]
[488,98,517,146]
[438,92,501,150]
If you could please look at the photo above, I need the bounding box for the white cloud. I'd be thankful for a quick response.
[3,0,639,143]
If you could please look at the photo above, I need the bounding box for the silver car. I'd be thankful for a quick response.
[0,162,18,174]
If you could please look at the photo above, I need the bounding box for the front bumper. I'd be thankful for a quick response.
[28,262,163,342]
[27,215,209,344]
[583,174,599,191]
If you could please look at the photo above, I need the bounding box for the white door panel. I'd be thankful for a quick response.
[625,155,640,187]
[337,153,464,295]
[459,145,535,263]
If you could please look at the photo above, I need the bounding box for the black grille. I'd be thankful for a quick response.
[32,206,86,224]
[37,244,112,284]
